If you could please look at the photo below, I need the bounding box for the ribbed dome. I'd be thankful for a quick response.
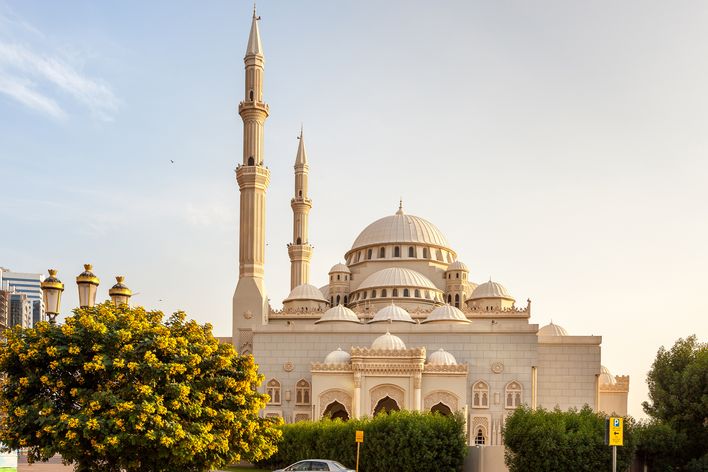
[447,261,469,272]
[538,322,568,336]
[350,207,450,250]
[422,304,470,323]
[469,280,514,301]
[428,348,457,365]
[357,267,438,291]
[371,332,406,350]
[328,263,351,274]
[599,365,616,385]
[284,283,327,302]
[324,348,351,364]
[369,303,415,324]
[316,305,360,324]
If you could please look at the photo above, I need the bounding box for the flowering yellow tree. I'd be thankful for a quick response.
[0,303,281,472]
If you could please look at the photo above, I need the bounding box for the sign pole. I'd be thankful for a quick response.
[612,445,617,472]
[356,442,360,472]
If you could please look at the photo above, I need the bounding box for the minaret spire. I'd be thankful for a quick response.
[288,127,313,290]
[233,9,270,344]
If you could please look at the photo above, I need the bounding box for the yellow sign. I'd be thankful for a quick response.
[355,430,364,443]
[609,417,623,446]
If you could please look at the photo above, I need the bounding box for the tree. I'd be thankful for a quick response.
[503,406,635,472]
[0,303,281,472]
[641,335,708,470]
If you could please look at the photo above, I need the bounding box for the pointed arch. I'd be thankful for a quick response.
[505,381,523,409]
[296,379,311,405]
[266,379,281,405]
[472,381,489,408]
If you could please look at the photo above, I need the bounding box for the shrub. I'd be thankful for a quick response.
[256,410,467,472]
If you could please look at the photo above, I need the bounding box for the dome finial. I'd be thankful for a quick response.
[396,198,404,215]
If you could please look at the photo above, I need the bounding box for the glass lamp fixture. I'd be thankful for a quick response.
[76,264,100,308]
[109,276,132,306]
[40,269,64,324]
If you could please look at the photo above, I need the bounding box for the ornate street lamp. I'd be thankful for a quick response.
[109,276,132,306]
[40,269,64,324]
[76,264,100,308]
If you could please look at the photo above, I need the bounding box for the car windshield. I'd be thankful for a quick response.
[331,462,347,470]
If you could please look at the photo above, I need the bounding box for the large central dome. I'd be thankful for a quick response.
[350,205,449,250]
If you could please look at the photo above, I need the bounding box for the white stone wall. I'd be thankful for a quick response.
[537,337,601,411]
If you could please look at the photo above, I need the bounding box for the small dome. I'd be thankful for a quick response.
[319,284,330,300]
[447,261,469,272]
[538,322,569,336]
[469,280,514,301]
[284,283,327,302]
[357,267,438,291]
[599,365,616,386]
[371,332,406,350]
[422,304,470,323]
[428,348,457,366]
[329,263,351,274]
[316,305,360,324]
[324,348,351,364]
[369,303,415,324]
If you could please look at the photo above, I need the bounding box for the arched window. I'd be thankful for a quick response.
[414,289,420,298]
[447,294,452,304]
[394,246,401,257]
[379,247,385,258]
[454,294,460,308]
[371,290,377,298]
[296,237,302,244]
[296,379,311,405]
[392,288,398,297]
[337,274,341,280]
[436,249,443,261]
[266,379,281,405]
[408,246,415,257]
[299,190,302,196]
[249,90,254,101]
[403,288,410,297]
[381,289,387,297]
[248,156,254,166]
[367,249,372,260]
[362,291,367,300]
[475,427,486,445]
[505,381,523,409]
[472,381,489,408]
[422,247,429,258]
[330,297,334,305]
[336,295,340,305]
[456,273,459,278]
[344,295,348,304]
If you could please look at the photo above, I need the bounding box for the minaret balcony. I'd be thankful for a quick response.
[239,100,270,115]
[291,197,313,205]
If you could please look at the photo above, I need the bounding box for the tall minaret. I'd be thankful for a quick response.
[233,8,270,346]
[287,128,313,289]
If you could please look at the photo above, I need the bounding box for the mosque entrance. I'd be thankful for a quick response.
[430,402,452,416]
[322,401,349,421]
[373,396,400,415]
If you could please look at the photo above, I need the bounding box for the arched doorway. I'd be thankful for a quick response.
[323,401,349,421]
[373,396,400,415]
[430,402,452,416]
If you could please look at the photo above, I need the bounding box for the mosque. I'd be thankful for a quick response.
[230,10,629,449]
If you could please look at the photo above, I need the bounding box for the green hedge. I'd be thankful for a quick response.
[503,406,636,472]
[255,411,467,472]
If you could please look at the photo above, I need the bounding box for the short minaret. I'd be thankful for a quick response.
[288,128,313,289]
[233,8,271,345]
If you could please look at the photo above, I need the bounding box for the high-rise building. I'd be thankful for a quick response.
[0,268,44,325]
[0,288,10,330]
[9,293,32,328]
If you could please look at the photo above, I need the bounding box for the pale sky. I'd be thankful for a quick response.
[1,1,707,419]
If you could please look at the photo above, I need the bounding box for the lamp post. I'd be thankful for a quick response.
[40,269,64,324]
[76,264,100,308]
[109,276,132,306]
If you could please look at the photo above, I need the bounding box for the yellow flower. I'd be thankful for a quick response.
[19,377,29,387]
[89,401,101,411]
[86,418,99,430]
[68,418,80,428]
[62,324,74,336]
[113,358,125,368]
[46,346,59,357]
[68,345,80,355]
[107,436,119,446]
[14,407,26,417]
[40,375,49,384]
